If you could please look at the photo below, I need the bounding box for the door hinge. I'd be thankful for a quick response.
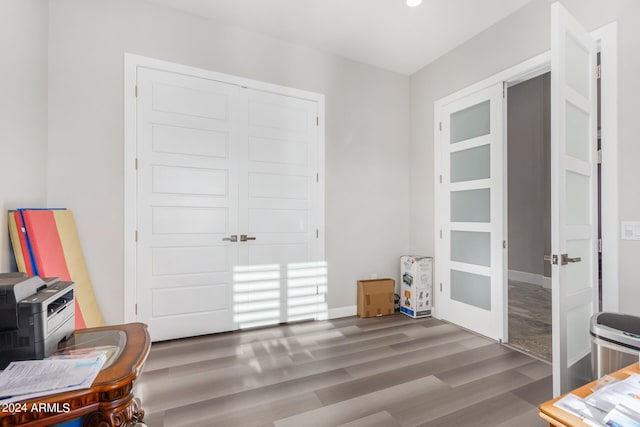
[439,229,443,239]
[316,229,319,238]
[597,149,602,164]
[439,122,442,131]
[597,128,602,140]
[598,238,603,253]
[440,282,443,292]
[316,116,319,126]
[316,173,319,183]
[135,158,138,170]
[135,85,138,97]
[135,304,138,315]
[439,174,442,184]
[596,64,601,79]
[503,240,506,249]
[135,230,138,242]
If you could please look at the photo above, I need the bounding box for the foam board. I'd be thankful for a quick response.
[53,210,105,328]
[7,212,28,274]
[22,209,87,329]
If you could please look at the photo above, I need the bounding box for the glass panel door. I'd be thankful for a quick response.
[437,82,506,341]
[550,2,598,396]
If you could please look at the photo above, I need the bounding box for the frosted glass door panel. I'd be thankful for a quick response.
[566,171,590,225]
[566,34,590,98]
[450,145,490,183]
[450,270,491,310]
[451,189,490,223]
[566,102,590,162]
[451,231,491,267]
[450,100,490,144]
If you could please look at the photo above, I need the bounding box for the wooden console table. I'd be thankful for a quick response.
[539,362,640,426]
[0,323,151,427]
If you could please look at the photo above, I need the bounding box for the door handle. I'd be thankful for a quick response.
[240,235,256,242]
[561,254,581,265]
[222,235,238,242]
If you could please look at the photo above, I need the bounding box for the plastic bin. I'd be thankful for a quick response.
[590,312,640,379]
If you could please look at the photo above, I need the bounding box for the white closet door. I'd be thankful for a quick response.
[136,68,239,341]
[550,2,598,396]
[235,89,322,329]
[438,82,506,342]
[136,67,323,340]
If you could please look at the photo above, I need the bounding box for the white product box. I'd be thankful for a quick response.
[400,255,433,318]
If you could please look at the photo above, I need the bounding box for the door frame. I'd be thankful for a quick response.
[433,22,618,336]
[123,53,326,323]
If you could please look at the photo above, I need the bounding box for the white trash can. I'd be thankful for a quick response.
[590,312,640,379]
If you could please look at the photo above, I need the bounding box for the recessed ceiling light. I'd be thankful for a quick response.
[406,0,423,7]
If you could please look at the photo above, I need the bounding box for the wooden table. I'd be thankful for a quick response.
[539,362,640,426]
[0,323,151,427]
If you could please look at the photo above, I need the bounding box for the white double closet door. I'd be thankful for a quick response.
[135,68,323,341]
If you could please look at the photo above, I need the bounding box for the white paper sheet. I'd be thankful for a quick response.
[603,405,640,427]
[554,393,608,426]
[0,352,106,404]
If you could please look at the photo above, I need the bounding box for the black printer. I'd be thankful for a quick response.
[0,273,75,369]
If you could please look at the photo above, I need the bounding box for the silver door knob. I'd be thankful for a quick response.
[222,235,238,242]
[561,254,581,264]
[240,235,256,242]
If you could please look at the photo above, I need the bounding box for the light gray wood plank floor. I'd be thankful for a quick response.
[137,314,551,427]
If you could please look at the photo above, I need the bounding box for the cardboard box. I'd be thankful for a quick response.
[400,256,433,318]
[357,278,395,318]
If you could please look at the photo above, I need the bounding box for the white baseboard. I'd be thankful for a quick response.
[508,270,551,289]
[327,305,357,319]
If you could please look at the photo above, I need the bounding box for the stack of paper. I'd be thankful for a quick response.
[0,352,106,404]
[555,374,640,426]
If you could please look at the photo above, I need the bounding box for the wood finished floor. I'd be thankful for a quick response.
[508,281,552,362]
[137,314,552,427]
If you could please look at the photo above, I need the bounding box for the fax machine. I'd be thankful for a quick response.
[0,273,75,369]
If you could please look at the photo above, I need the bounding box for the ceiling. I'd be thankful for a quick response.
[145,0,535,75]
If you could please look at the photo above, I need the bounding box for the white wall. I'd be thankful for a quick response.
[507,74,551,279]
[47,0,410,324]
[410,0,640,316]
[0,1,48,272]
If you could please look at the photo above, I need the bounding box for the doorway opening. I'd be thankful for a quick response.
[506,72,552,362]
[434,15,616,395]
[506,54,604,363]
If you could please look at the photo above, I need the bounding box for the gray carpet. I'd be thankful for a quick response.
[508,280,552,362]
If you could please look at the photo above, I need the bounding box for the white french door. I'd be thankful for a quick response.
[135,67,322,341]
[437,82,506,342]
[550,3,598,396]
[433,3,600,397]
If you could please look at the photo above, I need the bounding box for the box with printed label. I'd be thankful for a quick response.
[400,256,433,318]
[357,278,395,318]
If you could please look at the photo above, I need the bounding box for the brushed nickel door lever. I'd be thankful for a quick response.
[561,254,581,265]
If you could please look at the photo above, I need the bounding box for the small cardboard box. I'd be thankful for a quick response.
[357,278,395,318]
